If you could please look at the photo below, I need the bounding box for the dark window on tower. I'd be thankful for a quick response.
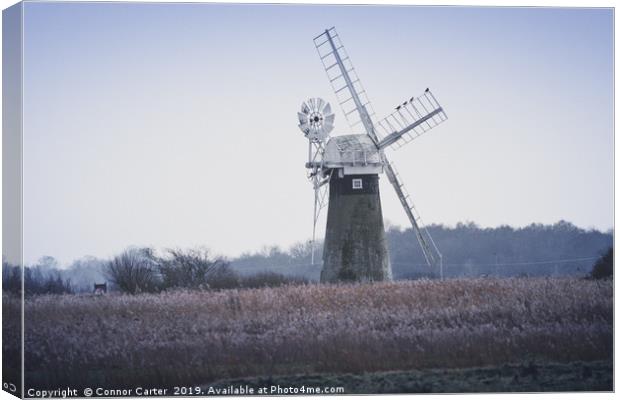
[352,178,363,189]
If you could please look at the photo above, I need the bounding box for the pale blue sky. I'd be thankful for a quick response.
[20,3,613,265]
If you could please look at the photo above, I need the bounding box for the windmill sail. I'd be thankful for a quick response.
[314,27,382,141]
[375,89,448,150]
[385,161,443,276]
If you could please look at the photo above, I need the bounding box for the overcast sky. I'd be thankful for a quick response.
[19,3,613,266]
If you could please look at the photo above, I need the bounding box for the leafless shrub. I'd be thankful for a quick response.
[158,247,230,289]
[105,248,160,294]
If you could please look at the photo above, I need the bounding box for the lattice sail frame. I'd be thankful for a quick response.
[375,89,448,150]
[314,28,378,137]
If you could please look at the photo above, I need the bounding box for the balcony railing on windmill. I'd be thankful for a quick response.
[306,149,381,169]
[337,149,380,166]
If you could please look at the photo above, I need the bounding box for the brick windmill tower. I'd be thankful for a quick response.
[297,27,448,283]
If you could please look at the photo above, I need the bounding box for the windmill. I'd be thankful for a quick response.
[297,27,448,282]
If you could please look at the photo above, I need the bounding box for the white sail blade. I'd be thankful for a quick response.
[375,89,448,150]
[384,160,443,277]
[313,27,381,141]
[323,113,335,125]
[301,101,310,115]
[316,97,325,112]
[298,112,309,125]
[322,102,332,116]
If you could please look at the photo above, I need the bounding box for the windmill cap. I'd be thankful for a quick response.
[323,134,382,167]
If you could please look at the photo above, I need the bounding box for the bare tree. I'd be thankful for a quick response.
[158,247,231,289]
[106,248,160,294]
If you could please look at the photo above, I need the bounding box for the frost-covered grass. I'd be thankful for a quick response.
[8,277,612,390]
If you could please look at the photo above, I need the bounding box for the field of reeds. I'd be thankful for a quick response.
[5,277,613,394]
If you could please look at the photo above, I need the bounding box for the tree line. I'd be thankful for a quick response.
[232,221,612,280]
[2,247,308,296]
[388,220,612,279]
[2,220,613,295]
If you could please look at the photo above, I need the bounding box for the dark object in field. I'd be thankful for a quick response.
[93,283,107,294]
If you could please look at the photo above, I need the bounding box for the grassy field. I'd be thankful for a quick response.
[6,277,612,393]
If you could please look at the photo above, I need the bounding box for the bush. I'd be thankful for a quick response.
[106,248,160,294]
[591,247,613,279]
[158,248,231,290]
